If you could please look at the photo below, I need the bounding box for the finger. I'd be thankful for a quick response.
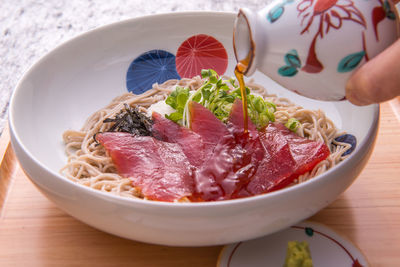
[345,39,400,106]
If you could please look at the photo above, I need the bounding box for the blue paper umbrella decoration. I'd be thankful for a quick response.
[126,50,180,94]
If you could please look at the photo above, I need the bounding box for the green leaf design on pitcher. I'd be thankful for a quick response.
[268,6,284,23]
[279,49,301,77]
[278,66,298,77]
[384,0,396,20]
[285,50,301,68]
[267,0,294,23]
[337,51,365,73]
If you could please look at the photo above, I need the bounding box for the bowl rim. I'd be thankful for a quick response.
[8,11,380,209]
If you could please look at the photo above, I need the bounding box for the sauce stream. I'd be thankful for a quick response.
[234,56,250,134]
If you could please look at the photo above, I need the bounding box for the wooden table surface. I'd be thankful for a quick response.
[0,99,399,267]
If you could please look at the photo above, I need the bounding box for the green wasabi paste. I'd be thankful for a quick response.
[283,241,313,267]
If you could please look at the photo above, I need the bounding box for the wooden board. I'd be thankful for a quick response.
[0,99,399,267]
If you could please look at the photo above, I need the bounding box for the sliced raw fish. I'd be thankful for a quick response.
[96,132,194,202]
[151,112,205,167]
[275,123,331,176]
[98,100,330,202]
[192,100,330,200]
[227,99,257,133]
[240,123,330,196]
[192,100,264,201]
[189,101,230,158]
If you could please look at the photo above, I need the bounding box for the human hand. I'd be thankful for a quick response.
[345,39,400,106]
[345,1,400,106]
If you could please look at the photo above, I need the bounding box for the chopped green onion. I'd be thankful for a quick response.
[285,118,300,132]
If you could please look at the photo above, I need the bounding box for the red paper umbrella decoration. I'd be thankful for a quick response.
[176,34,228,78]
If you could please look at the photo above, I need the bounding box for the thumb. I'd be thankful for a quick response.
[345,39,400,106]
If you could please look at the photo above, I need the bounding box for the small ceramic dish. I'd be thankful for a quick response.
[218,221,369,267]
[9,11,378,246]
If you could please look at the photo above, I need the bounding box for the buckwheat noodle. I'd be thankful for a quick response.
[61,76,351,200]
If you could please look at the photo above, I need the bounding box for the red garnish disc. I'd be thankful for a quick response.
[176,34,228,78]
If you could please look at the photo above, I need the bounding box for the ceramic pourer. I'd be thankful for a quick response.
[233,0,399,101]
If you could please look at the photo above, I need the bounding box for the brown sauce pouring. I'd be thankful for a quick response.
[234,55,251,134]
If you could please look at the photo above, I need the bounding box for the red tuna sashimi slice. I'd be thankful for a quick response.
[239,125,297,196]
[227,99,257,133]
[151,112,205,167]
[240,123,330,196]
[189,101,230,157]
[191,132,265,201]
[96,132,194,202]
[191,100,265,201]
[273,123,331,176]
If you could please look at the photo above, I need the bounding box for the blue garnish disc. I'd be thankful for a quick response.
[126,50,180,94]
[335,134,357,156]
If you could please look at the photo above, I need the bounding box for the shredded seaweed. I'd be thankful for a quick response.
[101,103,153,136]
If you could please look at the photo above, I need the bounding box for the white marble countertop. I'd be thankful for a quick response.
[0,0,271,134]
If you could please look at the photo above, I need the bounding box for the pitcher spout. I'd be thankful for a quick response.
[233,8,258,76]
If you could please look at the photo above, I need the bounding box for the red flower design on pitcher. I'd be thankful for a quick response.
[297,0,367,73]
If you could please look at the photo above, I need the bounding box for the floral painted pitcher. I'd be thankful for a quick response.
[233,0,399,101]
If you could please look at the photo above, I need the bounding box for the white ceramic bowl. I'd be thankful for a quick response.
[9,11,378,246]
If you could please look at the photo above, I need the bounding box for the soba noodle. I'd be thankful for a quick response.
[61,76,351,200]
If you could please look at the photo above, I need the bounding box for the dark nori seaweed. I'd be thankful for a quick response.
[94,104,153,142]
